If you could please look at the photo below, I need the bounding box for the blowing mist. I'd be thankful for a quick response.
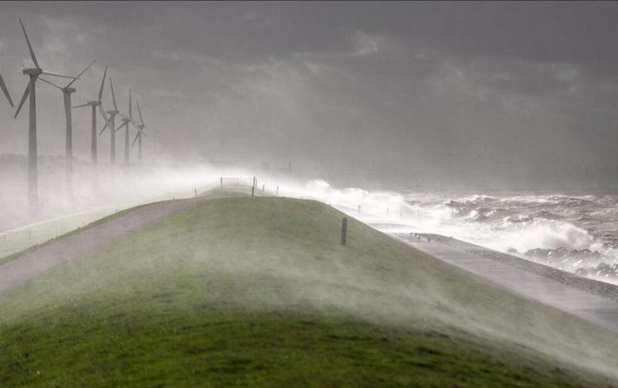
[1,2,618,388]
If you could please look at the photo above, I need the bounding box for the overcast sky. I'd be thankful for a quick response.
[1,2,617,188]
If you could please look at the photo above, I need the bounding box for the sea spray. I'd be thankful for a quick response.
[299,180,618,285]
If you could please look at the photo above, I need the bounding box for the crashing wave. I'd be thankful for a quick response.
[303,179,618,285]
[404,191,618,284]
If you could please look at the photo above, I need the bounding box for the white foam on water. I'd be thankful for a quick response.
[293,179,618,285]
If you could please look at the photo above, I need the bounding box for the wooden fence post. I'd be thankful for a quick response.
[341,217,348,246]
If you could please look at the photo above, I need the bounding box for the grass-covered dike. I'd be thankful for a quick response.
[0,195,617,387]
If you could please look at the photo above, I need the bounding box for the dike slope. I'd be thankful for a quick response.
[0,196,617,387]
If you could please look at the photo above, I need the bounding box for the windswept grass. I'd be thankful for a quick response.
[0,196,617,387]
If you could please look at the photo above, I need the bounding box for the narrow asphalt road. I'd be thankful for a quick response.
[0,197,206,295]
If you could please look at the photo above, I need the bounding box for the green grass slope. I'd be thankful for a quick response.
[0,196,617,387]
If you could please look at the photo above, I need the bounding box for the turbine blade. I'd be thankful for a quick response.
[19,18,40,69]
[99,120,109,136]
[136,100,145,126]
[39,77,63,90]
[41,71,76,80]
[132,131,140,147]
[128,121,140,134]
[14,81,31,119]
[0,71,14,106]
[66,59,96,88]
[99,104,109,125]
[73,102,90,109]
[115,121,128,133]
[98,66,107,102]
[116,122,129,132]
[109,77,118,111]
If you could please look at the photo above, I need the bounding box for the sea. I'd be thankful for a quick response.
[304,180,618,285]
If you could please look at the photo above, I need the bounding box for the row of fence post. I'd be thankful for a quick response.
[216,178,413,247]
[214,176,280,198]
[217,178,403,223]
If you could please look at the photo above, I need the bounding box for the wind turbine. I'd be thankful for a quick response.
[13,18,76,217]
[133,99,154,162]
[98,77,119,164]
[39,60,96,201]
[114,89,139,165]
[0,68,14,107]
[74,66,108,165]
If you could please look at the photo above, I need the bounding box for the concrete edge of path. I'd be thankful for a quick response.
[393,233,618,334]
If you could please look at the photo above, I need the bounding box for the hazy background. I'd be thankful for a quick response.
[1,1,618,190]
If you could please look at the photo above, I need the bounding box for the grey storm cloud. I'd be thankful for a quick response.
[0,1,617,188]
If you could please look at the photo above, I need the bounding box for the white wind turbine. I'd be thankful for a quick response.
[114,89,140,165]
[132,99,151,162]
[38,60,96,201]
[98,77,120,164]
[73,66,108,165]
[13,18,77,217]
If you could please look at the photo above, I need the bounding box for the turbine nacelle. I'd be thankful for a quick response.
[22,68,42,76]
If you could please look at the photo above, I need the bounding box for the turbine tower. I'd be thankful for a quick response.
[39,60,96,201]
[13,18,76,217]
[0,68,14,107]
[74,66,108,165]
[99,77,119,164]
